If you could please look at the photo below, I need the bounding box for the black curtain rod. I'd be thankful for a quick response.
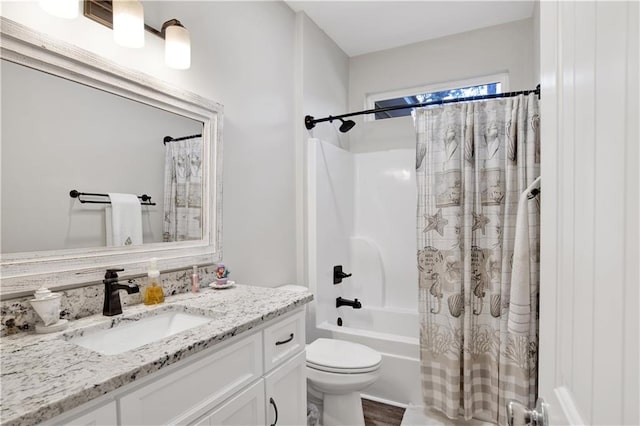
[305,84,540,130]
[69,190,156,206]
[163,133,202,145]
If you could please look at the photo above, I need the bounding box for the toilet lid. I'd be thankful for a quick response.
[306,338,382,373]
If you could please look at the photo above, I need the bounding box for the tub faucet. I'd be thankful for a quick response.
[336,297,362,309]
[103,268,139,316]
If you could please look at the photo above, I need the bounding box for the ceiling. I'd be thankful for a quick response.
[285,1,535,57]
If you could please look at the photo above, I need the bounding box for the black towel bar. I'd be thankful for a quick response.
[69,190,156,206]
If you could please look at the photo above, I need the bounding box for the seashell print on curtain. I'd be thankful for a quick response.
[163,137,203,242]
[415,94,540,425]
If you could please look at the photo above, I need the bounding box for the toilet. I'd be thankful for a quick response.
[306,338,382,426]
[276,285,382,425]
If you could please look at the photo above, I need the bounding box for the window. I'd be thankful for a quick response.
[366,73,508,121]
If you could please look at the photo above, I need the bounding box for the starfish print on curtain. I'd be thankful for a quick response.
[472,212,490,234]
[424,209,449,236]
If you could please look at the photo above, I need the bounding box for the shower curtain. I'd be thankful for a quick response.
[415,94,539,425]
[163,137,202,242]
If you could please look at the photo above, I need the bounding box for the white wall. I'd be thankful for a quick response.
[0,1,298,286]
[533,0,540,83]
[1,60,201,253]
[299,13,350,150]
[348,18,535,152]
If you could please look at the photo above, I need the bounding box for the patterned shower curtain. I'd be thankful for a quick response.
[163,137,202,242]
[415,94,540,425]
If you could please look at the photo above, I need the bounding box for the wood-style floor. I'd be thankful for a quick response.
[363,398,406,426]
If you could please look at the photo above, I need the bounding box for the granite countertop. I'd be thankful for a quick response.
[0,284,313,426]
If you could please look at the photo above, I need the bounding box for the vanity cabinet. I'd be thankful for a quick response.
[192,312,307,426]
[45,309,306,426]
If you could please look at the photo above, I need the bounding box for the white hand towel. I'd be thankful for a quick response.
[508,176,541,335]
[106,193,143,246]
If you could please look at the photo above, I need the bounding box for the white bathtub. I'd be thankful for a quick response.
[316,306,422,407]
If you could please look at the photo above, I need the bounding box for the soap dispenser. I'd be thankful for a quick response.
[143,258,164,305]
[191,265,200,293]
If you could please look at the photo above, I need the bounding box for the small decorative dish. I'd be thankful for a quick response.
[209,280,235,290]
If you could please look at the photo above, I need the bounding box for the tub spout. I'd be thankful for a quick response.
[336,297,362,309]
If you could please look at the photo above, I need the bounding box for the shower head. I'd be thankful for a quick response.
[312,115,356,133]
[338,118,356,133]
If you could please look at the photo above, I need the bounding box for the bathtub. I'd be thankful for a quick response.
[315,305,422,407]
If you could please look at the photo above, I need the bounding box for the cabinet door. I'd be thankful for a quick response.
[264,351,306,426]
[195,380,266,426]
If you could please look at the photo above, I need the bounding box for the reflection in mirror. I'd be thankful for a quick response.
[1,59,204,254]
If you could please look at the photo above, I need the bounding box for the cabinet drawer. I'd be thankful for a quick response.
[120,332,263,425]
[263,310,305,372]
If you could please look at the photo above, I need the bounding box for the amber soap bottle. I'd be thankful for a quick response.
[143,258,164,305]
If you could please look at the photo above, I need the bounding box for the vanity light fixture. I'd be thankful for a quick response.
[39,0,79,19]
[83,1,191,69]
[162,19,191,70]
[112,0,145,48]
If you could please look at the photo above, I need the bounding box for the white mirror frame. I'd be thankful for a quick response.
[0,17,223,298]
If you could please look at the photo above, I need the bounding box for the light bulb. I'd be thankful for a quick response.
[112,0,144,48]
[164,22,190,70]
[39,0,79,19]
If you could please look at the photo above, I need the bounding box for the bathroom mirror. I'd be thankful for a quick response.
[1,59,205,253]
[0,18,223,297]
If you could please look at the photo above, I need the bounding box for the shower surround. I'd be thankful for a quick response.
[307,138,421,406]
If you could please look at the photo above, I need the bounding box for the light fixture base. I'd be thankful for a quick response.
[161,19,184,38]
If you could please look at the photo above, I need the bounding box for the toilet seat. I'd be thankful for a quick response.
[307,361,381,374]
[306,338,382,374]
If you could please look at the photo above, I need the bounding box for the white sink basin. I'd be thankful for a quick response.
[67,310,212,355]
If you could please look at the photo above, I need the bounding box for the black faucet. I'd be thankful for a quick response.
[333,265,352,284]
[103,268,139,316]
[336,297,362,309]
